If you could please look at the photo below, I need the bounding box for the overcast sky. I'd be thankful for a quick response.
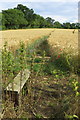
[0,0,79,23]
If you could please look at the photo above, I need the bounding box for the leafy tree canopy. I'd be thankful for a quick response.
[1,4,79,30]
[2,8,28,29]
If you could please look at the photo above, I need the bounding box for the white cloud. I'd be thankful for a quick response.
[40,14,78,23]
[52,15,68,23]
[0,1,78,23]
[0,2,19,12]
[0,0,79,2]
[23,3,46,12]
[43,15,68,23]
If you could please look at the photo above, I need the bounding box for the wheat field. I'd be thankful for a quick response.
[48,29,78,55]
[0,29,78,54]
[0,29,53,50]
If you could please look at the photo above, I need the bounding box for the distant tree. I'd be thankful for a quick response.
[46,17,55,24]
[16,4,35,27]
[46,17,55,27]
[62,22,71,29]
[0,12,2,30]
[70,23,76,29]
[75,23,80,29]
[1,3,79,30]
[2,9,28,29]
[53,21,62,28]
[31,15,46,28]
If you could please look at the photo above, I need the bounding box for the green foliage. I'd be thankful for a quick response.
[0,12,2,30]
[1,4,80,30]
[65,114,79,120]
[34,58,42,63]
[53,21,62,28]
[2,36,49,87]
[2,36,80,119]
[2,9,28,29]
[2,42,15,88]
[46,17,55,27]
[35,114,43,118]
[69,76,80,97]
[16,4,34,25]
[2,41,28,88]
[33,64,41,72]
[63,22,71,29]
[17,41,27,69]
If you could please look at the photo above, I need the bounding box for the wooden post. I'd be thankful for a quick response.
[4,69,30,106]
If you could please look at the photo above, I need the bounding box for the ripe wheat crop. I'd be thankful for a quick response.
[0,29,78,54]
[0,29,53,51]
[47,29,78,74]
[48,29,78,55]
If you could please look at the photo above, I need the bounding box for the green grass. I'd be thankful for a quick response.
[2,35,80,119]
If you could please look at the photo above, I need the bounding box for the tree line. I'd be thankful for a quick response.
[0,4,80,30]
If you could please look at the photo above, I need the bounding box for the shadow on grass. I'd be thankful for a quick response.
[37,40,72,75]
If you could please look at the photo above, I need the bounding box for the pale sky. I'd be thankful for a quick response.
[0,0,79,23]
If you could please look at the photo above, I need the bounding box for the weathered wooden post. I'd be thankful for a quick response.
[4,69,30,106]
